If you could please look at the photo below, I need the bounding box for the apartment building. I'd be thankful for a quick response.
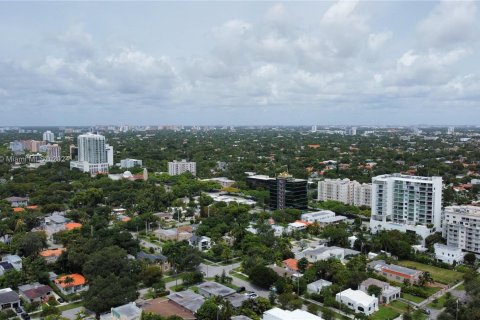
[317,178,371,207]
[370,174,442,241]
[443,205,480,254]
[168,160,196,176]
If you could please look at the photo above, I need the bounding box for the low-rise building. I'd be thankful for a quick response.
[155,228,192,242]
[359,278,401,304]
[120,159,143,169]
[368,260,423,284]
[188,235,212,251]
[336,288,378,316]
[197,281,235,298]
[2,255,22,271]
[434,243,464,264]
[0,288,20,309]
[4,196,29,207]
[136,251,171,273]
[282,259,299,272]
[54,273,88,295]
[111,302,142,320]
[263,307,323,320]
[201,177,235,188]
[167,290,205,313]
[307,279,332,294]
[296,246,345,263]
[39,248,65,264]
[18,283,53,303]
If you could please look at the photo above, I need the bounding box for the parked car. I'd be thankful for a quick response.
[236,286,246,293]
[58,298,64,303]
[15,307,22,314]
[245,292,258,299]
[21,313,30,320]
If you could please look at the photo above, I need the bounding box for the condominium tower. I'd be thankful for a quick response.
[370,174,443,240]
[318,178,371,207]
[443,206,480,254]
[70,133,110,174]
[42,130,55,142]
[168,160,196,176]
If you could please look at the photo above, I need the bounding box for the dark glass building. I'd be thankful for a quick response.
[268,173,308,210]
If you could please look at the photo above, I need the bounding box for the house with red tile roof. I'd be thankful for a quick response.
[54,274,88,295]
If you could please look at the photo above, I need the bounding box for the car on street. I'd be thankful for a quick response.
[245,292,258,299]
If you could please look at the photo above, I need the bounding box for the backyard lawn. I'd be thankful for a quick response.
[397,260,463,284]
[370,306,399,320]
[428,294,448,309]
[401,293,425,303]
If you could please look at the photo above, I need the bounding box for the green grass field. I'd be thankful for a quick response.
[388,300,410,313]
[397,260,463,285]
[401,293,425,303]
[370,306,399,320]
[428,294,448,309]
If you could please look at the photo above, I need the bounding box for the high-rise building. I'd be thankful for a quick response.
[370,174,443,241]
[120,159,143,168]
[106,144,114,166]
[269,172,308,210]
[447,126,455,135]
[46,144,61,161]
[318,178,371,207]
[43,131,55,142]
[443,206,480,254]
[69,145,78,161]
[346,127,357,136]
[70,133,109,174]
[168,160,196,176]
[311,125,317,133]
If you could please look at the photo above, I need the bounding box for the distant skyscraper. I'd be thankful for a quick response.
[69,144,78,161]
[120,159,143,168]
[346,127,357,135]
[447,126,455,135]
[43,131,55,142]
[106,144,114,166]
[168,160,196,176]
[370,174,442,241]
[70,133,109,174]
[46,144,61,160]
[311,125,317,133]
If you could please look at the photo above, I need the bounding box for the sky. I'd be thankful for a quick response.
[0,1,479,126]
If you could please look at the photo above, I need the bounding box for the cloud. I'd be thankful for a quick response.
[417,0,478,49]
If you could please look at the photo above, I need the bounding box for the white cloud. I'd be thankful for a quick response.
[417,0,478,49]
[368,31,393,50]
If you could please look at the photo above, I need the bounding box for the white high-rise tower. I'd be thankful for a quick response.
[70,133,109,174]
[43,130,55,142]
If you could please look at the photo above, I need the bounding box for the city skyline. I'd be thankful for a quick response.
[0,1,479,126]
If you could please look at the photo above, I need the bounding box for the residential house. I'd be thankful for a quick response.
[359,278,401,304]
[263,307,323,320]
[136,251,171,273]
[0,261,14,276]
[282,259,299,272]
[54,274,88,295]
[18,283,53,303]
[307,279,332,294]
[4,197,29,207]
[111,302,142,320]
[0,288,20,309]
[197,281,235,298]
[65,222,82,231]
[368,260,423,284]
[434,243,464,265]
[43,212,69,238]
[188,235,212,251]
[287,221,309,233]
[155,228,192,241]
[167,290,205,313]
[2,255,22,271]
[296,246,345,263]
[142,290,201,320]
[336,288,378,316]
[39,248,65,264]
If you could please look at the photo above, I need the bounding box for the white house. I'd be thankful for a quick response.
[336,288,378,316]
[296,246,345,263]
[301,210,335,223]
[434,243,464,264]
[2,255,22,271]
[307,279,332,294]
[188,235,212,251]
[263,307,324,320]
[360,278,401,304]
[287,221,308,232]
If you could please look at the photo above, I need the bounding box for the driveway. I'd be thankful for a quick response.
[61,307,85,320]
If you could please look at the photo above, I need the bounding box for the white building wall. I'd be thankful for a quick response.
[168,160,196,176]
[444,206,480,254]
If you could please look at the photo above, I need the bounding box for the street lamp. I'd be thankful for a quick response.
[216,305,223,320]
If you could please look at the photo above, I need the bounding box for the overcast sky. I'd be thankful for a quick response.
[0,1,479,126]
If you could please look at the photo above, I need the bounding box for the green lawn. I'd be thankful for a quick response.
[428,294,448,309]
[397,260,463,285]
[58,301,83,311]
[229,270,249,281]
[388,300,410,313]
[401,293,425,303]
[455,283,465,291]
[370,306,399,320]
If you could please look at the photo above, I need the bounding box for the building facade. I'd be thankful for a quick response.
[70,133,110,174]
[168,160,196,176]
[370,174,443,240]
[269,173,308,210]
[434,243,464,264]
[317,178,371,207]
[443,205,480,254]
[336,289,378,316]
[43,131,55,142]
[46,144,61,160]
[120,159,143,168]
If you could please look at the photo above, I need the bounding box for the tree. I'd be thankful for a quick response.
[248,265,279,289]
[297,257,309,273]
[464,253,476,266]
[367,285,382,298]
[12,231,47,257]
[141,265,163,287]
[196,298,233,320]
[418,272,434,287]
